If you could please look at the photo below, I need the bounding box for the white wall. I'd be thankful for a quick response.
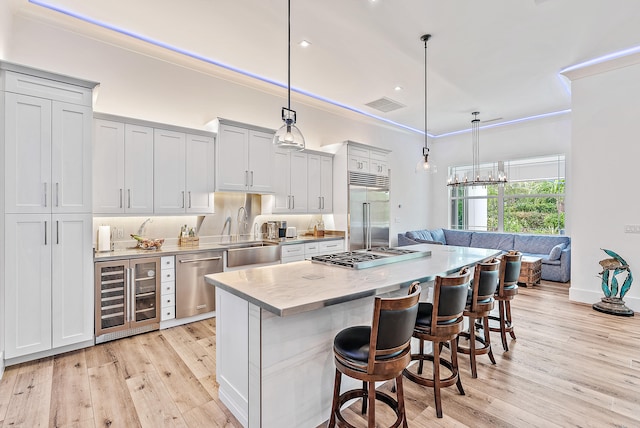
[429,114,572,229]
[568,58,640,311]
[3,12,430,245]
[0,3,12,58]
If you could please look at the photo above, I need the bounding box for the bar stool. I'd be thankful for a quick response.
[456,258,500,378]
[403,268,471,418]
[489,251,522,352]
[328,283,421,428]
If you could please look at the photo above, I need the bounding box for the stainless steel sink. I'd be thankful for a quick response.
[225,241,281,268]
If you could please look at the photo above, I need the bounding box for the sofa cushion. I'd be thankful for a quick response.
[513,234,570,255]
[548,243,565,261]
[430,228,446,244]
[443,229,473,247]
[470,232,515,251]
[398,234,419,246]
[406,230,433,241]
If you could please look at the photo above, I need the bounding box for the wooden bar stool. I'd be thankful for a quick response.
[402,268,471,418]
[328,283,421,428]
[489,251,522,352]
[456,258,500,378]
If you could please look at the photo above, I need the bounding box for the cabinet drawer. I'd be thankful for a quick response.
[161,281,175,296]
[161,294,175,308]
[161,306,175,321]
[160,269,175,282]
[161,256,175,269]
[319,240,344,253]
[281,244,304,257]
[304,242,319,254]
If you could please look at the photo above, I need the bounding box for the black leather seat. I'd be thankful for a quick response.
[328,283,421,428]
[403,267,471,418]
[457,258,500,378]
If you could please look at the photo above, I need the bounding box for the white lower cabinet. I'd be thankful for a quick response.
[4,213,93,359]
[281,239,344,264]
[319,239,344,255]
[281,243,305,264]
[160,256,176,321]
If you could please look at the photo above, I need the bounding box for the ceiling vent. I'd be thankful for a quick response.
[365,97,406,113]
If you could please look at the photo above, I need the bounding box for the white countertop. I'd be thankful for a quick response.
[205,244,500,316]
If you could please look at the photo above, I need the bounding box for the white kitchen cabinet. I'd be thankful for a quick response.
[160,256,176,322]
[93,120,154,214]
[318,239,344,255]
[154,129,214,214]
[273,149,308,213]
[347,145,370,173]
[216,120,274,193]
[347,143,390,176]
[4,213,93,359]
[281,243,305,263]
[370,149,389,176]
[308,153,333,213]
[4,92,92,214]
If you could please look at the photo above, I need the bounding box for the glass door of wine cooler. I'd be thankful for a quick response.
[131,257,160,327]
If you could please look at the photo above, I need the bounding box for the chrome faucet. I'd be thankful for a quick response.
[137,217,153,236]
[237,206,248,240]
[220,216,232,238]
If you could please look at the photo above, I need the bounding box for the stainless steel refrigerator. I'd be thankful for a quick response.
[348,172,390,250]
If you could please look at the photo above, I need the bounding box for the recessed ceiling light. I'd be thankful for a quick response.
[299,40,311,48]
[394,86,403,91]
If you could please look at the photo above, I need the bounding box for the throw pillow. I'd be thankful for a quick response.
[549,243,565,261]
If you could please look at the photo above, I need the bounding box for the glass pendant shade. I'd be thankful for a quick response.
[273,121,305,150]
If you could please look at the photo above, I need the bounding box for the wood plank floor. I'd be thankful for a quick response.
[1,280,639,427]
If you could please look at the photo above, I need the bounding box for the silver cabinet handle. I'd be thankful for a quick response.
[128,189,131,209]
[56,182,59,207]
[188,191,192,208]
[251,171,254,187]
[119,189,123,209]
[56,220,59,244]
[291,195,295,209]
[130,267,136,322]
[179,256,222,263]
[318,196,322,210]
[182,191,185,208]
[44,221,47,245]
[245,170,249,187]
[321,196,325,209]
[43,183,47,207]
[125,268,131,322]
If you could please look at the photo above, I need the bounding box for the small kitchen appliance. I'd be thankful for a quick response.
[277,221,288,239]
[266,222,278,240]
[286,226,297,238]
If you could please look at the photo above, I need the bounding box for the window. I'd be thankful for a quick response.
[449,155,565,234]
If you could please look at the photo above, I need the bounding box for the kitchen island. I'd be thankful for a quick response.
[205,244,500,427]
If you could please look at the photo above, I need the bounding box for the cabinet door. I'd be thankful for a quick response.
[216,125,249,191]
[124,124,154,213]
[307,154,322,213]
[51,101,93,213]
[289,151,308,213]
[348,155,369,173]
[320,155,333,212]
[4,214,52,358]
[52,214,94,348]
[369,149,389,176]
[93,119,125,213]
[272,149,290,213]
[4,93,52,214]
[130,258,161,327]
[95,260,129,337]
[154,129,186,213]
[247,130,274,193]
[186,134,214,214]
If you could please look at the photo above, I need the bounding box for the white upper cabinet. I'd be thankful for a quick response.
[185,134,215,213]
[154,129,187,214]
[4,93,92,213]
[307,153,333,213]
[347,143,389,176]
[273,149,308,213]
[216,120,274,193]
[93,120,154,214]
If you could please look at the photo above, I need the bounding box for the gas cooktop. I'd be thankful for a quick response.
[310,247,431,269]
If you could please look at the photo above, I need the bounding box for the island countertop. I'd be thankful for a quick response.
[205,243,500,317]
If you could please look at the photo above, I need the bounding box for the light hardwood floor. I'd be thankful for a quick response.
[1,281,639,427]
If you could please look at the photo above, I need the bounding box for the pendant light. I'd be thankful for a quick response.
[416,34,433,172]
[273,0,305,150]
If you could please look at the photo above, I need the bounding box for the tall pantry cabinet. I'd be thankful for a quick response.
[0,62,98,364]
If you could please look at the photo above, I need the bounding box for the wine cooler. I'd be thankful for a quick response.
[94,257,161,343]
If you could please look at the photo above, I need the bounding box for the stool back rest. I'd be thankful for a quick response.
[498,251,522,296]
[431,267,472,327]
[470,258,500,311]
[369,283,422,369]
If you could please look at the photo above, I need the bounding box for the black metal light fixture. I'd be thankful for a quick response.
[417,34,433,172]
[273,0,305,150]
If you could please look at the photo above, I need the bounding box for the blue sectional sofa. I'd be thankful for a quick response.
[398,228,571,283]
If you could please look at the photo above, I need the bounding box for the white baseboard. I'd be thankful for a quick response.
[570,287,639,312]
[0,352,4,380]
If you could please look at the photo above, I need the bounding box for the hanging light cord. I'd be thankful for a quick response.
[424,35,429,152]
[287,0,291,114]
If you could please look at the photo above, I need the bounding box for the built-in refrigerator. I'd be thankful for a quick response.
[348,171,390,250]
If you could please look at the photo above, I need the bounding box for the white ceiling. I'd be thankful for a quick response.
[10,0,640,135]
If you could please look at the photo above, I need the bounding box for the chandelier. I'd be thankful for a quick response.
[447,112,507,187]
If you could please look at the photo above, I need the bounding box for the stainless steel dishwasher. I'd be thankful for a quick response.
[175,251,223,319]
